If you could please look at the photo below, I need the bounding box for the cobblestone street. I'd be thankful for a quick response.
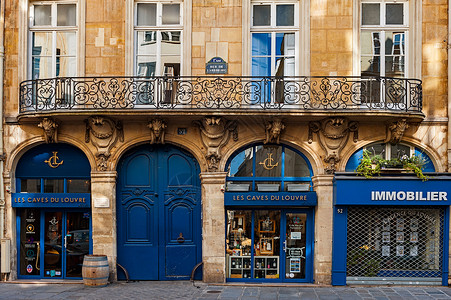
[1,281,451,300]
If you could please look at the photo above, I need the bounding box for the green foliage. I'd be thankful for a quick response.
[356,150,428,180]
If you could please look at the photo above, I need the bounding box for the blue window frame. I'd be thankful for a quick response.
[226,144,313,192]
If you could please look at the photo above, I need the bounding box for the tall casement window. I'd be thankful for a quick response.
[251,2,298,77]
[360,0,408,77]
[29,2,77,79]
[135,2,182,77]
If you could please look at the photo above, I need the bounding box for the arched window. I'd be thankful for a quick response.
[226,144,313,192]
[345,142,435,172]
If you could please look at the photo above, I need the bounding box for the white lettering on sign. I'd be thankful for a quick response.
[371,191,448,201]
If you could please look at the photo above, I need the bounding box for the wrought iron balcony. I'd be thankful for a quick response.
[19,76,422,114]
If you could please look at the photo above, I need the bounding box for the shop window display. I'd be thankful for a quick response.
[226,210,281,279]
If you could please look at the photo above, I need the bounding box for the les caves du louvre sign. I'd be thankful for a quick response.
[224,192,317,206]
[12,148,91,208]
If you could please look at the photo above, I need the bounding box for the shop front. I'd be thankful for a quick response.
[224,144,316,283]
[332,174,451,286]
[12,144,91,279]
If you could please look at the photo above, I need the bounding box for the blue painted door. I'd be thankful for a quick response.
[117,145,201,280]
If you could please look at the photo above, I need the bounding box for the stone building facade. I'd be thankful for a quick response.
[0,0,450,286]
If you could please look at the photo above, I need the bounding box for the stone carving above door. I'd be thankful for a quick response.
[308,117,358,174]
[85,116,124,171]
[264,118,285,144]
[148,118,167,144]
[193,117,238,172]
[38,117,59,144]
[385,118,409,145]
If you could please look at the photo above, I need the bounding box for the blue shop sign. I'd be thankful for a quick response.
[334,176,451,206]
[12,193,91,208]
[225,192,317,206]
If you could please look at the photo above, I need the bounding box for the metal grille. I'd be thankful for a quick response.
[347,207,443,278]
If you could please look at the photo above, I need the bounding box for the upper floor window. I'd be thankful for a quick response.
[135,2,182,77]
[251,2,298,77]
[360,0,408,77]
[29,2,77,79]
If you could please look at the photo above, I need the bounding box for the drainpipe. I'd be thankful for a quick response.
[449,0,451,173]
[0,0,5,240]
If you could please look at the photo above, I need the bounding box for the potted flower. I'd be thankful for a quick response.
[356,150,428,180]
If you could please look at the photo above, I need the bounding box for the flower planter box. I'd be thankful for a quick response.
[257,184,280,192]
[227,183,250,192]
[286,183,310,192]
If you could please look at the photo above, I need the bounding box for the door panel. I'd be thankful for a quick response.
[44,212,63,278]
[283,212,307,280]
[117,145,201,281]
[65,212,90,278]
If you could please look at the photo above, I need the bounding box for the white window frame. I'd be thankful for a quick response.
[353,0,421,78]
[249,1,299,77]
[126,0,191,76]
[28,1,79,79]
[19,0,85,81]
[243,0,308,76]
[133,1,183,76]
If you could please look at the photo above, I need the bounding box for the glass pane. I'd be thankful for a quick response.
[275,33,295,56]
[361,32,380,76]
[32,57,52,79]
[285,213,307,279]
[137,31,157,55]
[385,32,405,76]
[44,179,64,193]
[228,148,253,177]
[34,5,52,26]
[226,210,252,279]
[137,56,156,76]
[66,212,90,277]
[253,5,270,26]
[386,3,403,25]
[57,4,76,26]
[21,179,41,193]
[390,144,411,159]
[362,3,380,26]
[252,33,271,56]
[57,32,77,56]
[20,209,41,276]
[44,212,63,277]
[33,32,52,56]
[255,145,282,177]
[365,143,386,158]
[137,3,156,26]
[252,57,272,77]
[162,4,180,25]
[56,57,77,77]
[285,148,310,177]
[67,179,91,193]
[161,31,181,55]
[276,5,294,26]
[254,210,280,279]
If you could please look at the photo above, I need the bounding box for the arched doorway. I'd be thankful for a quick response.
[116,144,202,280]
[13,143,91,279]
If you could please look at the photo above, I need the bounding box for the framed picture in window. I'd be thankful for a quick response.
[258,218,275,233]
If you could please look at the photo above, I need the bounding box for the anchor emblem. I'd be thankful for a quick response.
[259,153,279,170]
[44,151,64,168]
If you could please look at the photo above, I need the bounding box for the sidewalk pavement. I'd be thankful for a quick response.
[1,281,451,299]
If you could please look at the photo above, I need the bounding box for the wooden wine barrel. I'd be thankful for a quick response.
[82,255,109,287]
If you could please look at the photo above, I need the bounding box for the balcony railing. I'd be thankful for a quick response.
[19,76,422,114]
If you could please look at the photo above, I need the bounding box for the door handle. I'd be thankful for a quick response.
[177,232,185,243]
[283,240,287,253]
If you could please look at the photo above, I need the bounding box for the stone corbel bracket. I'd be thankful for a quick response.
[193,116,238,172]
[385,118,409,145]
[38,117,59,144]
[85,116,124,171]
[148,118,167,144]
[308,117,358,174]
[264,118,285,144]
